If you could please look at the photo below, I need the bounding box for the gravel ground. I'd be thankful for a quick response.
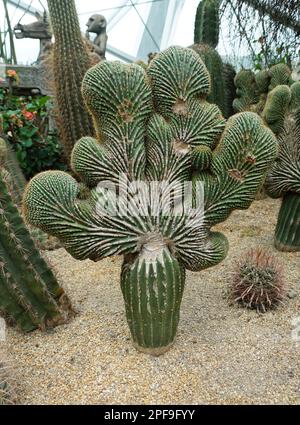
[5,197,300,405]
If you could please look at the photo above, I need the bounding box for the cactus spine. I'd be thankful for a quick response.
[47,0,95,162]
[23,46,277,355]
[0,149,73,331]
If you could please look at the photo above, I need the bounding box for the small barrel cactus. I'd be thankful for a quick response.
[23,46,277,355]
[230,248,285,312]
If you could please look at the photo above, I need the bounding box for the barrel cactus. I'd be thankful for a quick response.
[23,46,277,355]
[230,248,285,312]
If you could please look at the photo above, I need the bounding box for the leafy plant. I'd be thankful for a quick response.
[0,87,66,179]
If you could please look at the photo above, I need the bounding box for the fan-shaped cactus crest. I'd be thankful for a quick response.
[23,46,278,355]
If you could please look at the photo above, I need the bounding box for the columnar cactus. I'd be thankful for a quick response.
[0,156,73,332]
[191,0,236,118]
[47,0,95,161]
[23,46,277,355]
[194,0,220,48]
[0,137,26,206]
[265,94,300,251]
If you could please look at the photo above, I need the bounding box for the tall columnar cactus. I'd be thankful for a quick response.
[194,0,220,48]
[265,102,300,251]
[47,0,95,162]
[0,154,73,331]
[0,137,26,206]
[23,46,277,355]
[191,0,235,118]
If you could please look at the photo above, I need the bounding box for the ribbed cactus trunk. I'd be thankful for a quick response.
[0,171,73,331]
[47,0,94,162]
[274,193,300,252]
[121,247,185,355]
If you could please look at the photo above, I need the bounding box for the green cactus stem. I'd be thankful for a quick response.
[23,46,277,354]
[194,0,220,48]
[265,115,300,252]
[274,192,300,252]
[223,62,236,118]
[47,0,95,162]
[121,246,185,355]
[0,169,73,332]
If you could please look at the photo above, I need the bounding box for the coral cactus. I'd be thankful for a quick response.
[47,0,95,162]
[23,46,277,355]
[230,248,285,312]
[0,164,74,332]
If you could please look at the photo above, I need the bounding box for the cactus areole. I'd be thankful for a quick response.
[23,47,278,355]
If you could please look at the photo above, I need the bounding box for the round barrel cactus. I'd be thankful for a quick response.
[23,46,277,355]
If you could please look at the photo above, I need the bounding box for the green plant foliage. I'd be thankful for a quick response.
[0,88,66,179]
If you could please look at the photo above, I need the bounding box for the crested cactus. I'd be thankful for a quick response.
[47,0,95,162]
[0,159,73,332]
[265,110,300,251]
[23,46,277,355]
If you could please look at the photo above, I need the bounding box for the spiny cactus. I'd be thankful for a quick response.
[230,248,285,312]
[0,138,26,206]
[233,63,296,134]
[233,70,259,113]
[47,0,95,162]
[191,0,235,118]
[23,46,277,355]
[194,0,220,48]
[265,107,300,251]
[223,62,236,119]
[0,167,74,332]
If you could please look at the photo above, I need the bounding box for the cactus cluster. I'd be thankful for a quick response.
[230,248,285,312]
[233,63,297,135]
[191,0,236,118]
[47,0,95,162]
[23,46,277,354]
[0,142,74,332]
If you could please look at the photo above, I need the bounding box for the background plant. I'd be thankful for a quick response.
[0,87,66,179]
